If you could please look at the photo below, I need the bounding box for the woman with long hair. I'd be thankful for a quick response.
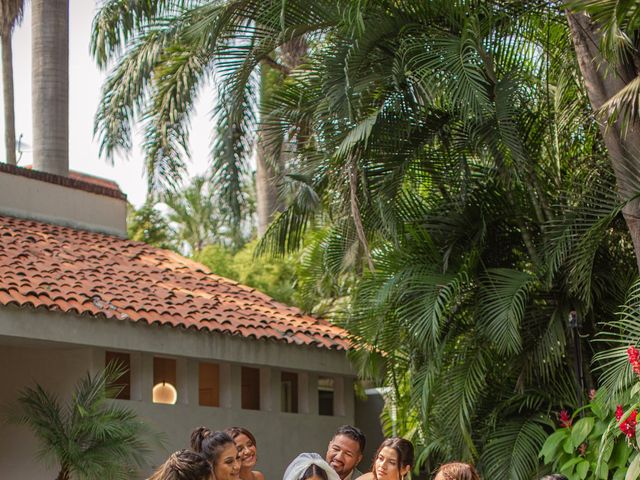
[147,449,212,480]
[190,427,241,480]
[225,427,265,480]
[371,438,413,480]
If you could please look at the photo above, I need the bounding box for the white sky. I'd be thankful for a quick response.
[2,0,214,207]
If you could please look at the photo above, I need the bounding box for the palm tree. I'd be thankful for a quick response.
[0,0,25,166]
[163,175,226,255]
[90,1,306,233]
[210,1,635,477]
[565,1,640,271]
[9,362,155,480]
[91,2,640,478]
[32,0,68,176]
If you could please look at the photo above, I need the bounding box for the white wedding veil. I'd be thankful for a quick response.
[283,453,341,480]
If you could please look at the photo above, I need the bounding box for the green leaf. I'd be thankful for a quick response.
[572,417,595,447]
[541,429,569,463]
[576,459,590,480]
[596,461,609,480]
[560,457,582,475]
[563,435,575,454]
[615,469,627,480]
[627,453,640,480]
[610,440,632,468]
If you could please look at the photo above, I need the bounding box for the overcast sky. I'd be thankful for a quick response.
[3,0,214,207]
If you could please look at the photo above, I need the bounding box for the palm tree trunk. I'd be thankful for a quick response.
[1,31,16,165]
[255,119,281,236]
[255,65,285,237]
[255,38,308,236]
[56,464,70,480]
[567,12,640,273]
[32,0,69,176]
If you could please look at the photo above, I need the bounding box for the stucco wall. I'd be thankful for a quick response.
[0,343,355,480]
[0,169,127,237]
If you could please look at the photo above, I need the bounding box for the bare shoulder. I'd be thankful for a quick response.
[358,473,374,480]
[253,471,265,480]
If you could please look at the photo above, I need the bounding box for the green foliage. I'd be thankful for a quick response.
[7,362,157,479]
[194,244,237,280]
[127,201,177,251]
[195,240,297,305]
[539,391,633,480]
[94,2,640,480]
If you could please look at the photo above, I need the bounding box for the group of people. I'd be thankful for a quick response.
[147,424,481,480]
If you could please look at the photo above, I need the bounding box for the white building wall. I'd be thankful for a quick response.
[0,343,355,480]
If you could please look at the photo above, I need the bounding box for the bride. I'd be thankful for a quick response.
[284,453,341,480]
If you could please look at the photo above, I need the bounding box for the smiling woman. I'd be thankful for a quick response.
[358,438,413,480]
[191,429,241,480]
[225,427,265,480]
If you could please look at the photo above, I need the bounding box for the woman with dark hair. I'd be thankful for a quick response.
[147,449,213,480]
[433,462,480,480]
[225,427,265,480]
[371,438,414,480]
[284,453,341,480]
[190,427,241,480]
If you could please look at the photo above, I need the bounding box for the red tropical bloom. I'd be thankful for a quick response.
[616,405,637,439]
[559,409,572,428]
[627,346,640,376]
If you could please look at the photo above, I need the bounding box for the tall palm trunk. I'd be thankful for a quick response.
[2,31,15,164]
[32,0,68,176]
[0,0,24,166]
[256,37,307,236]
[567,12,640,273]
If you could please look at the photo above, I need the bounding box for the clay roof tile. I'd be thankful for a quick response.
[0,215,348,350]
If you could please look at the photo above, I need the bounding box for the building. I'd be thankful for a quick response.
[0,164,356,479]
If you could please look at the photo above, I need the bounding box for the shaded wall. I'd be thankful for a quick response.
[0,343,354,479]
[355,390,385,472]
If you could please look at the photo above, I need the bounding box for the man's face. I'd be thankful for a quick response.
[326,434,363,480]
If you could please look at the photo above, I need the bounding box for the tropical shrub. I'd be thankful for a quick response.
[540,390,634,480]
[540,344,640,480]
[7,363,156,480]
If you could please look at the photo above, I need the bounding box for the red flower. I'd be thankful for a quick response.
[616,405,637,439]
[627,346,640,376]
[559,409,572,428]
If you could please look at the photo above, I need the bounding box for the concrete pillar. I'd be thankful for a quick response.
[129,351,142,401]
[221,363,241,409]
[140,353,153,402]
[334,376,345,417]
[176,357,190,405]
[299,372,319,415]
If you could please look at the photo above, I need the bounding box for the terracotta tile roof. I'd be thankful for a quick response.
[0,215,349,350]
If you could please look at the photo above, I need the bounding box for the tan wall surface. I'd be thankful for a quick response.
[0,170,127,236]
[0,344,355,480]
[0,306,354,376]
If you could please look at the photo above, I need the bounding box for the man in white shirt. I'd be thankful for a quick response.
[326,425,366,480]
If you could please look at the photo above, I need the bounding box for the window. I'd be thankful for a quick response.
[105,351,130,400]
[153,357,177,404]
[241,366,260,410]
[318,376,334,416]
[199,362,220,407]
[281,371,299,413]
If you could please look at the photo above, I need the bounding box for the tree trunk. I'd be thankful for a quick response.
[32,0,68,176]
[567,12,640,272]
[2,31,16,165]
[255,129,281,236]
[255,38,308,236]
